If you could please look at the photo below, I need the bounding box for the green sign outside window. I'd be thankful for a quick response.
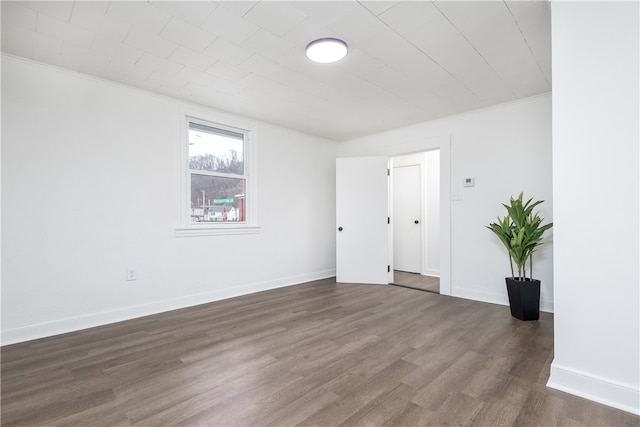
[213,198,235,204]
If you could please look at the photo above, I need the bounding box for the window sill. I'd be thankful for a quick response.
[175,224,261,237]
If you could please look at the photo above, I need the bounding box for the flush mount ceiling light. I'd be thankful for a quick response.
[305,38,348,63]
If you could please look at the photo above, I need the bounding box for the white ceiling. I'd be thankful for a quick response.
[1,1,551,141]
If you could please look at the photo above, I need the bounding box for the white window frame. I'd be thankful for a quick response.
[175,106,259,237]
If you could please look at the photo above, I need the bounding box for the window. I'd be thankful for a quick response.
[176,109,258,237]
[188,121,246,223]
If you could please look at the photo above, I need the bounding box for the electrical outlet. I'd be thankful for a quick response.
[126,267,137,281]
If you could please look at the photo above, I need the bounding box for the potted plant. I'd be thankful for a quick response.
[487,192,553,320]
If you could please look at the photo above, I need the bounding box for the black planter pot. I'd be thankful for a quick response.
[505,277,540,321]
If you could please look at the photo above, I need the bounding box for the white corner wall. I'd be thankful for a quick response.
[1,56,338,345]
[424,150,440,276]
[340,94,553,310]
[548,1,640,414]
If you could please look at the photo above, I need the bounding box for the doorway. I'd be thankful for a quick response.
[334,134,451,295]
[391,150,440,293]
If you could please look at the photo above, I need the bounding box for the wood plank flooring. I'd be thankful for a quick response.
[393,271,439,293]
[2,278,638,426]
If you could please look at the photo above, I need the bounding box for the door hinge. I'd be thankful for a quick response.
[387,168,390,176]
[387,217,390,224]
[388,265,391,273]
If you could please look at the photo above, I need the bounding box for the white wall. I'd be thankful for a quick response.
[548,1,639,414]
[340,94,553,310]
[1,56,338,345]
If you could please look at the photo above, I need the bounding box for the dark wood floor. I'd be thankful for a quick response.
[393,271,439,293]
[2,278,638,426]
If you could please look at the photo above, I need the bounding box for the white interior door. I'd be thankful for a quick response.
[393,164,422,273]
[336,157,389,284]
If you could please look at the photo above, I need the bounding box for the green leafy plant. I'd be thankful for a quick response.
[487,193,553,281]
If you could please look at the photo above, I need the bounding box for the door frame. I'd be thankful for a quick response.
[383,136,451,296]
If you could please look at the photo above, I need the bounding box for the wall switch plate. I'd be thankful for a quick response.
[463,177,475,187]
[452,190,462,201]
[126,267,137,281]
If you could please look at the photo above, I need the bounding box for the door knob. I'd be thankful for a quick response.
[414,220,419,224]
[338,226,343,231]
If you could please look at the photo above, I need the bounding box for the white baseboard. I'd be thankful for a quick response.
[0,269,336,346]
[422,269,440,277]
[451,286,554,313]
[547,362,640,415]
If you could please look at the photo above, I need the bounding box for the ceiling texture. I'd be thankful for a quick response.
[1,1,551,141]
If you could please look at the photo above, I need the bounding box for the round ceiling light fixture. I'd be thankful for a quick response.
[305,38,348,63]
